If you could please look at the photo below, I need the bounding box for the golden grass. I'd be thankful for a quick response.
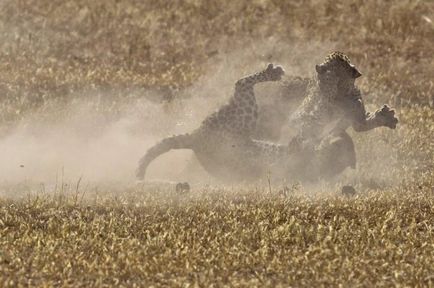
[1,186,434,287]
[1,0,433,122]
[1,0,434,286]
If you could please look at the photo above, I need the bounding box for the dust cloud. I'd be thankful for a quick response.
[0,40,358,188]
[0,94,206,185]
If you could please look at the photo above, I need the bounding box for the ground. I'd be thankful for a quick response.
[0,0,433,287]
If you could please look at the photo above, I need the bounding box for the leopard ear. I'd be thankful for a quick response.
[353,68,362,78]
[315,64,327,74]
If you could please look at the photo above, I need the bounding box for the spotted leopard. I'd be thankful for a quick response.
[136,64,287,182]
[285,51,398,180]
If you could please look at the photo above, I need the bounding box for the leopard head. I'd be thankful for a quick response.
[316,52,361,80]
[315,52,362,99]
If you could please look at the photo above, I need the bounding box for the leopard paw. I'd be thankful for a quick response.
[265,63,285,81]
[375,105,398,129]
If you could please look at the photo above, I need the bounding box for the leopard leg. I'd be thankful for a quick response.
[317,131,356,179]
[230,64,285,135]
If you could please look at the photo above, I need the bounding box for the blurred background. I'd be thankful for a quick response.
[0,0,432,184]
[1,1,432,118]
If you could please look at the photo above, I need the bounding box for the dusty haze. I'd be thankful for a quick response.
[1,40,356,186]
[0,43,403,189]
[1,1,433,286]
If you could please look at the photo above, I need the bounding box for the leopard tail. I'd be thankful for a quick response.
[136,133,194,180]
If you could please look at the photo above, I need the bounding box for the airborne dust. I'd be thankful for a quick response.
[0,40,399,191]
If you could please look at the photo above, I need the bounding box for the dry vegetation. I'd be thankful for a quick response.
[0,0,434,287]
[1,187,433,287]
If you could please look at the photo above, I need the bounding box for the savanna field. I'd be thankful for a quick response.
[0,0,434,287]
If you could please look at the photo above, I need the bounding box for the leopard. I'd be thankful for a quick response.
[136,52,398,183]
[136,63,289,182]
[283,51,399,181]
[254,76,311,141]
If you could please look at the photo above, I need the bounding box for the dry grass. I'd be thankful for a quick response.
[1,0,434,287]
[1,0,433,123]
[1,186,434,287]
